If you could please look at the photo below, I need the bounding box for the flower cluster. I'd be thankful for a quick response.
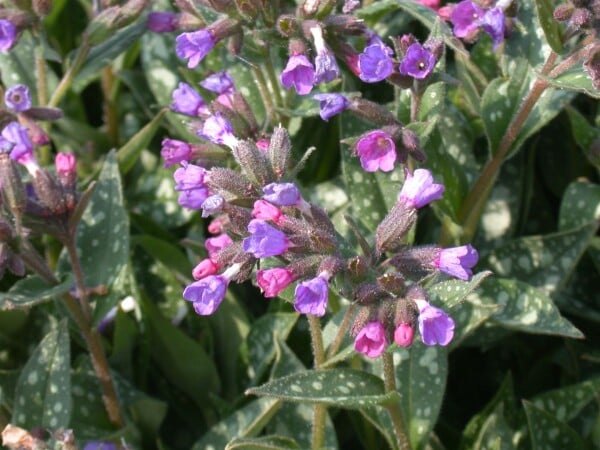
[448,0,508,48]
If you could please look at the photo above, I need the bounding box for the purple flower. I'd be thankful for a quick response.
[178,188,210,209]
[161,138,193,167]
[171,82,207,117]
[175,29,215,68]
[294,274,329,316]
[0,19,17,52]
[398,168,444,208]
[200,71,235,94]
[83,442,117,450]
[481,7,505,48]
[263,182,301,206]
[199,114,239,149]
[183,275,228,315]
[399,43,436,79]
[450,1,485,38]
[358,36,394,83]
[4,84,31,111]
[201,194,224,217]
[310,24,340,84]
[243,219,289,258]
[174,163,206,191]
[257,267,294,298]
[354,321,387,358]
[147,12,179,33]
[415,299,454,346]
[355,130,397,172]
[433,244,478,280]
[313,93,350,121]
[280,54,316,95]
[1,121,33,162]
[205,233,233,256]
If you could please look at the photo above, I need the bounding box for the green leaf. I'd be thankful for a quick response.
[448,295,501,348]
[67,150,129,290]
[428,271,493,309]
[12,321,71,430]
[540,67,600,99]
[531,378,600,423]
[141,296,220,406]
[117,108,167,174]
[473,404,516,450]
[533,0,564,54]
[566,106,600,160]
[0,275,73,309]
[246,313,298,384]
[132,235,192,282]
[484,223,598,294]
[226,436,302,450]
[393,343,448,449]
[359,407,399,450]
[477,278,583,338]
[558,180,600,230]
[523,401,584,450]
[72,21,147,92]
[191,398,281,450]
[246,369,393,409]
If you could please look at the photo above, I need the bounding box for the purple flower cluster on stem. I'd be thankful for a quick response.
[450,0,506,48]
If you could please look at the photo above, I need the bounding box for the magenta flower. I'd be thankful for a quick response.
[161,138,193,167]
[243,219,289,258]
[399,43,436,79]
[263,182,301,206]
[252,199,283,223]
[192,258,219,280]
[200,71,235,94]
[355,130,397,172]
[147,12,179,33]
[257,268,294,298]
[358,36,394,83]
[170,82,207,117]
[55,153,76,178]
[294,274,329,316]
[450,1,485,38]
[481,8,506,48]
[175,29,216,68]
[280,54,316,95]
[4,84,31,111]
[394,323,415,347]
[199,114,239,150]
[0,19,17,52]
[416,0,440,10]
[415,299,455,346]
[205,233,233,257]
[433,244,478,280]
[398,168,444,208]
[183,274,228,315]
[354,321,387,358]
[313,93,350,121]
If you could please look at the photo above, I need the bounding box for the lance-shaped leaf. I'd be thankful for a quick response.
[428,271,492,309]
[539,67,600,99]
[12,321,71,430]
[0,275,73,309]
[117,108,167,174]
[566,106,600,166]
[246,369,394,409]
[225,435,303,449]
[530,378,600,423]
[558,180,600,230]
[523,401,584,450]
[191,398,281,450]
[533,0,564,54]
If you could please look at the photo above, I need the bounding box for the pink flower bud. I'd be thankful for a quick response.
[257,267,294,298]
[192,258,220,280]
[55,153,76,177]
[252,199,283,223]
[394,323,414,347]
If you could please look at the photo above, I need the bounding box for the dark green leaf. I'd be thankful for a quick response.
[566,105,600,160]
[226,435,302,450]
[558,180,600,230]
[533,0,564,54]
[428,271,493,309]
[117,108,167,174]
[247,369,393,408]
[540,67,600,99]
[0,275,73,309]
[523,401,584,450]
[13,321,71,430]
[132,235,192,282]
[531,378,600,423]
[473,404,516,450]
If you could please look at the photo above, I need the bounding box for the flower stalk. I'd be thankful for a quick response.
[382,352,412,450]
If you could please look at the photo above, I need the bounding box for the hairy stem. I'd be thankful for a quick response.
[252,65,276,128]
[326,304,355,359]
[263,54,286,126]
[307,315,326,449]
[382,353,412,450]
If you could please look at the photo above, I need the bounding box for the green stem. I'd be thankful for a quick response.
[65,236,93,324]
[307,315,326,449]
[443,51,559,246]
[382,353,411,450]
[48,38,92,108]
[252,65,276,128]
[263,55,287,127]
[35,42,48,106]
[326,304,355,359]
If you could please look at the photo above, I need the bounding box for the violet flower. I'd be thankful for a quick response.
[147,12,179,33]
[433,244,478,280]
[313,93,350,121]
[161,138,193,167]
[450,0,485,38]
[243,219,289,258]
[397,168,445,208]
[171,82,208,117]
[257,268,294,298]
[263,182,301,206]
[415,299,455,346]
[355,130,397,172]
[0,19,17,52]
[399,43,436,79]
[200,71,235,94]
[173,163,207,191]
[199,114,239,150]
[358,36,394,83]
[481,7,506,48]
[310,25,340,84]
[354,321,387,358]
[294,273,330,316]
[175,29,216,68]
[4,84,31,112]
[280,54,316,95]
[183,275,228,315]
[2,121,33,162]
[178,188,210,209]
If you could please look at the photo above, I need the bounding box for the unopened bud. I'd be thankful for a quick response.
[0,153,27,218]
[324,14,366,35]
[401,129,426,163]
[350,305,373,336]
[227,31,243,56]
[17,115,49,145]
[553,3,574,21]
[230,92,259,135]
[348,97,398,126]
[236,0,260,19]
[375,203,417,255]
[277,15,299,37]
[268,126,292,179]
[207,167,259,200]
[377,273,404,296]
[396,34,417,56]
[55,152,76,189]
[231,140,274,187]
[584,46,600,90]
[347,255,369,280]
[394,323,414,347]
[389,246,438,278]
[33,0,53,16]
[86,0,148,45]
[301,0,320,16]
[22,107,63,121]
[571,7,592,27]
[353,282,388,304]
[32,170,68,215]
